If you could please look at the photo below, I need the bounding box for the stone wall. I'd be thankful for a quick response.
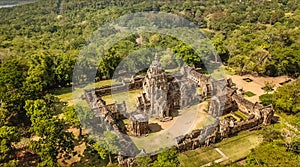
[83,78,144,98]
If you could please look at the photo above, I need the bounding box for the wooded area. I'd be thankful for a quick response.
[0,0,299,166]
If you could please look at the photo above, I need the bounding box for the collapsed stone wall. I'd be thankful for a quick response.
[82,76,145,131]
[84,78,144,97]
[84,90,141,158]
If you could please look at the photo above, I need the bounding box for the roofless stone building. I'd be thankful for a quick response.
[129,113,149,136]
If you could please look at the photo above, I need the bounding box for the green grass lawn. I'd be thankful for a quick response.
[220,113,241,122]
[101,89,142,111]
[179,147,222,167]
[216,131,263,163]
[211,68,226,80]
[131,132,175,153]
[234,110,248,120]
[197,87,202,94]
[244,91,256,97]
[51,79,116,106]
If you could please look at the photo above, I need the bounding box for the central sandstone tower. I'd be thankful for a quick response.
[143,55,169,118]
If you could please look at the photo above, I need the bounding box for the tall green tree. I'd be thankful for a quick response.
[0,59,28,124]
[272,78,300,114]
[135,155,152,167]
[63,106,83,137]
[25,96,74,166]
[0,126,20,164]
[94,131,120,164]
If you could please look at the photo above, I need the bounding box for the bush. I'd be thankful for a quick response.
[259,94,273,106]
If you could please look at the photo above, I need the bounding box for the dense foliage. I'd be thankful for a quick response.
[0,0,299,166]
[272,78,300,114]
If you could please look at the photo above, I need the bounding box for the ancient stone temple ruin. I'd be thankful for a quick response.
[81,55,275,167]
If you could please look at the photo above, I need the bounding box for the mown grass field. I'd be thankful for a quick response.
[178,147,222,167]
[216,131,263,164]
[178,130,263,166]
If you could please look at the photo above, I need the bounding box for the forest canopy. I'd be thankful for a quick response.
[0,0,299,166]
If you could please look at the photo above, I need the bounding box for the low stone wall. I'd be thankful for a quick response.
[82,78,143,98]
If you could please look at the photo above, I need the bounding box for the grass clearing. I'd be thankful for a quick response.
[216,131,263,163]
[220,113,241,122]
[51,79,117,106]
[197,87,202,94]
[179,147,222,167]
[211,68,225,80]
[244,91,256,97]
[131,132,175,153]
[101,89,142,111]
[234,110,248,120]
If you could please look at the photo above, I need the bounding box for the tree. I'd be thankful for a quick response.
[291,140,300,154]
[135,156,152,167]
[259,94,273,106]
[0,126,20,163]
[94,131,120,164]
[262,81,275,94]
[160,53,177,69]
[0,105,9,127]
[0,59,28,124]
[212,33,229,62]
[250,47,271,74]
[261,126,282,143]
[63,106,83,137]
[246,141,300,166]
[272,78,300,114]
[228,55,252,75]
[172,42,200,66]
[153,148,179,167]
[24,52,55,98]
[53,53,75,87]
[25,96,74,166]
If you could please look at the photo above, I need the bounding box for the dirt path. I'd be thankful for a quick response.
[130,103,210,153]
[226,74,293,102]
